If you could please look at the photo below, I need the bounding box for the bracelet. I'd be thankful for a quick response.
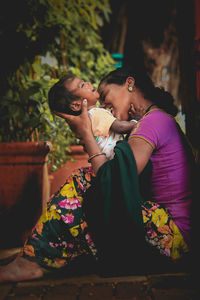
[88,152,106,163]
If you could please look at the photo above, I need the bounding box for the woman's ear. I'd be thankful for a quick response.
[69,100,82,112]
[126,77,135,91]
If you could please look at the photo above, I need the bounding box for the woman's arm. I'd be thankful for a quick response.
[128,137,153,174]
[54,99,108,174]
[82,131,108,173]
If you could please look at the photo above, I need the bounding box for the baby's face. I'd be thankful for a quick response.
[66,77,99,108]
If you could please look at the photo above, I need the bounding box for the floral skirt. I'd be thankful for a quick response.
[21,167,189,269]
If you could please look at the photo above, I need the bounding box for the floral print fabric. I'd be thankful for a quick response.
[22,167,97,269]
[142,201,189,260]
[22,167,189,269]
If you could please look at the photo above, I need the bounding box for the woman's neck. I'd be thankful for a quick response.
[145,103,156,114]
[133,90,155,114]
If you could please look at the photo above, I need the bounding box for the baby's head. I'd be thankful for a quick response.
[48,75,81,116]
[48,75,99,115]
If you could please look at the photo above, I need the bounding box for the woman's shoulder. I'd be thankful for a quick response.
[144,108,173,120]
[141,108,175,128]
[129,109,176,148]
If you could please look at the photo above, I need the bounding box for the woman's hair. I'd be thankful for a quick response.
[99,66,178,117]
[48,75,81,116]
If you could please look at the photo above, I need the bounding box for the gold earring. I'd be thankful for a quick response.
[128,87,133,92]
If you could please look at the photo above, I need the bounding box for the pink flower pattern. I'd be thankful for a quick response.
[58,198,81,210]
[61,214,74,224]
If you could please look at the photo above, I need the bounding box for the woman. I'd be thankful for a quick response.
[0,66,193,282]
[97,66,192,246]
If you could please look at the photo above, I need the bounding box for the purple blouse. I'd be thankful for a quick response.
[129,109,192,245]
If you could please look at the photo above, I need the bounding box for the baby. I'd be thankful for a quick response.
[48,75,137,160]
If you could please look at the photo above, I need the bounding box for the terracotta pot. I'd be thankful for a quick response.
[0,141,51,248]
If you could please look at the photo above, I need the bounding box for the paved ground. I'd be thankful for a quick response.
[0,271,198,300]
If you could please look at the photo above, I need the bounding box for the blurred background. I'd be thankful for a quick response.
[0,0,200,170]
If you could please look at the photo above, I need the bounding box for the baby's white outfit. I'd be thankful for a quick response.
[88,107,123,160]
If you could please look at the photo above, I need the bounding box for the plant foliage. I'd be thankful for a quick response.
[0,0,115,171]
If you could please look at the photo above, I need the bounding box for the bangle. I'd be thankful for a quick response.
[88,152,106,163]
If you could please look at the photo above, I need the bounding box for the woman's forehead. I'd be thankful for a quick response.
[98,83,112,94]
[98,83,120,98]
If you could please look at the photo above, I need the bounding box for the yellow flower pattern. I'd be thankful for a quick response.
[151,208,168,227]
[60,180,77,197]
[38,205,61,224]
[44,257,67,268]
[170,221,189,260]
[70,225,79,237]
[142,201,189,260]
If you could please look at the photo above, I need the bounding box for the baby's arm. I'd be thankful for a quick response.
[89,108,137,136]
[110,119,137,134]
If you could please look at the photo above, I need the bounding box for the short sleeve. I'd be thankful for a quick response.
[128,110,170,149]
[89,108,116,137]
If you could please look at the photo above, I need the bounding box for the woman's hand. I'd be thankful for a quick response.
[54,99,107,174]
[54,99,93,141]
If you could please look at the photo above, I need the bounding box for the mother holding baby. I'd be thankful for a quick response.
[0,66,194,282]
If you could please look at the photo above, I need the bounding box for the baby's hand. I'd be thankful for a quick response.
[129,104,146,120]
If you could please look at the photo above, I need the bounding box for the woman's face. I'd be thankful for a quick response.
[98,82,131,121]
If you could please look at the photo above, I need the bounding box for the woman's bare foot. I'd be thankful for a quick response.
[0,255,43,283]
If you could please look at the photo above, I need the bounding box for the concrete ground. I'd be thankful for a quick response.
[0,271,198,299]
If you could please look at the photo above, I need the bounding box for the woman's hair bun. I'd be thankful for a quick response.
[154,87,178,117]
